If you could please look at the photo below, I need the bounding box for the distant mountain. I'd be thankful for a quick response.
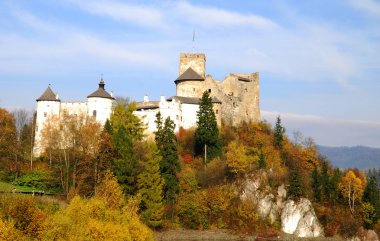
[317,145,380,169]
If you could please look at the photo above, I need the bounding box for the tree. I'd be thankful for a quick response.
[137,142,164,228]
[274,115,285,149]
[0,108,17,180]
[288,170,305,199]
[111,127,137,196]
[339,170,365,213]
[110,103,144,140]
[311,165,321,201]
[363,176,380,222]
[258,152,266,169]
[154,113,181,204]
[225,141,258,176]
[194,91,221,162]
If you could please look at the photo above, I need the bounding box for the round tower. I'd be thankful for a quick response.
[87,78,115,125]
[34,85,61,156]
[175,53,206,97]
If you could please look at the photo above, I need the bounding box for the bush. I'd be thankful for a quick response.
[14,169,54,191]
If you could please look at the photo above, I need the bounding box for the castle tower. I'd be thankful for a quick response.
[34,85,61,156]
[175,53,206,97]
[87,78,115,125]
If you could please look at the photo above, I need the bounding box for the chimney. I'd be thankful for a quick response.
[56,93,59,100]
[143,94,149,102]
[160,95,165,103]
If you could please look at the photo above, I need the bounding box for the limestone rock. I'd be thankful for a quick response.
[257,194,277,223]
[281,198,324,237]
[357,227,379,241]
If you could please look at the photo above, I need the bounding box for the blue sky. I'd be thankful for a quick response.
[0,0,380,147]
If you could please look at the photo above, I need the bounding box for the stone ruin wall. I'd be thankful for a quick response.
[176,53,260,126]
[176,74,260,126]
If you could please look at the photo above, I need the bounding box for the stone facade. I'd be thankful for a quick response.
[175,53,260,126]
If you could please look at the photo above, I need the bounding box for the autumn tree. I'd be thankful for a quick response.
[274,115,285,149]
[137,142,164,228]
[155,112,180,204]
[194,91,221,162]
[225,141,258,176]
[110,102,144,140]
[0,108,17,180]
[339,170,365,213]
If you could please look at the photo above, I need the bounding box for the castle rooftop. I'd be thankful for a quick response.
[37,85,60,102]
[175,67,204,84]
[87,78,114,99]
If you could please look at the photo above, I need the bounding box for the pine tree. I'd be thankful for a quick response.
[330,168,341,204]
[104,119,113,134]
[274,115,285,149]
[320,161,331,200]
[194,91,221,162]
[154,113,181,204]
[311,165,321,201]
[288,170,304,199]
[363,176,380,222]
[112,127,137,196]
[258,152,266,169]
[137,142,164,228]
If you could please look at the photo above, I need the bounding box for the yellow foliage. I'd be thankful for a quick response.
[225,141,257,175]
[301,146,320,170]
[45,196,154,241]
[0,218,27,241]
[339,170,365,213]
[96,171,125,209]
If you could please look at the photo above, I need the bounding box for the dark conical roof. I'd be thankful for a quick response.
[87,78,114,99]
[175,67,204,84]
[37,85,60,102]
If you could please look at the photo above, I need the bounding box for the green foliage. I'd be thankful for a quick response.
[362,202,376,229]
[155,112,181,204]
[288,170,305,199]
[112,127,138,196]
[258,152,266,169]
[14,170,53,191]
[104,118,113,134]
[110,102,144,140]
[363,175,380,222]
[137,142,165,228]
[273,115,285,149]
[194,91,221,162]
[311,165,321,201]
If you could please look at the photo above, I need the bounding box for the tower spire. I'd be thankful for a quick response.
[192,29,195,52]
[99,74,105,89]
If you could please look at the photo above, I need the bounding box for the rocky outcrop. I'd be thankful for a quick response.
[356,227,379,241]
[281,198,323,237]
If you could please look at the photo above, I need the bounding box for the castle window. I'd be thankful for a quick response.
[233,102,237,107]
[193,88,195,92]
[216,110,218,114]
[208,89,211,93]
[44,112,47,117]
[93,110,97,117]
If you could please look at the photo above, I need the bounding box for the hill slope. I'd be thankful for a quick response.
[317,145,380,169]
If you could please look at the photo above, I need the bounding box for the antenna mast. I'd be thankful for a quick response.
[192,29,195,52]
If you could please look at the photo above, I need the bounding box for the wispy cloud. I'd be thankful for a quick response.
[175,1,278,29]
[349,0,380,16]
[69,0,168,29]
[262,111,380,148]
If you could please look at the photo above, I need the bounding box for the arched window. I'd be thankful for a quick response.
[93,110,97,117]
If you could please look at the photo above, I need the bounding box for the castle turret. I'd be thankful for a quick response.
[87,78,114,125]
[34,85,61,156]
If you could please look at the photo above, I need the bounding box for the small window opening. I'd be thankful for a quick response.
[43,112,47,117]
[93,110,97,117]
[208,89,211,93]
[216,109,219,114]
[193,88,195,92]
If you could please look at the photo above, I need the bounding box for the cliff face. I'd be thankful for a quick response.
[241,176,324,238]
[281,198,324,237]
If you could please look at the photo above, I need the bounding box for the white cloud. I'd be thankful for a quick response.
[349,0,380,16]
[262,111,380,148]
[69,0,168,29]
[174,1,278,29]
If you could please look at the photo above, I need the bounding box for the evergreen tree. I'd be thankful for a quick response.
[363,176,380,221]
[311,165,321,201]
[110,102,144,140]
[137,142,164,228]
[104,119,113,134]
[112,127,137,196]
[194,91,221,162]
[258,152,266,169]
[330,168,341,204]
[320,161,331,200]
[154,113,181,204]
[288,170,305,199]
[274,115,285,149]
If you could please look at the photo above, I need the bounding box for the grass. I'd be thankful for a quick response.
[0,181,36,193]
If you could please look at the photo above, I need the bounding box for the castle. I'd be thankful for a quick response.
[34,53,260,156]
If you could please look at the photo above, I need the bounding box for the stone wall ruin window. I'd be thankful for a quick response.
[216,109,218,114]
[208,89,211,93]
[193,88,196,92]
